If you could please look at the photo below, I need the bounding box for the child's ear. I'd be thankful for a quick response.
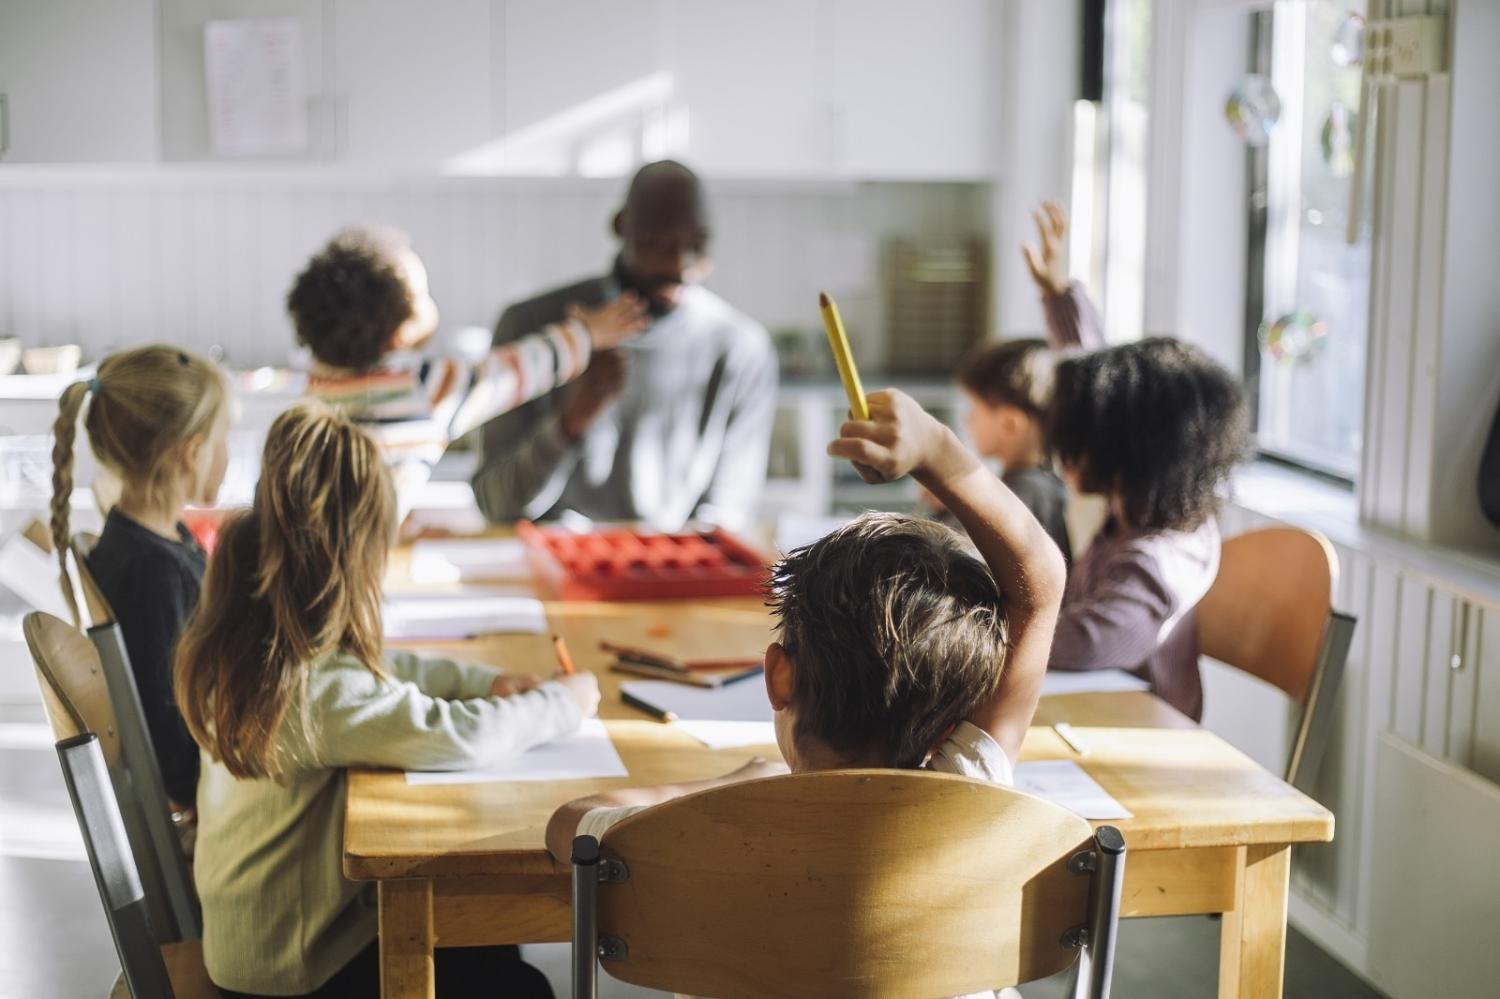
[764,641,795,710]
[179,434,206,479]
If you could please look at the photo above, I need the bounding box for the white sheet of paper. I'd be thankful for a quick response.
[0,534,70,619]
[673,720,778,750]
[382,593,546,639]
[1014,760,1132,819]
[204,18,309,156]
[1041,669,1150,696]
[405,719,626,785]
[409,538,533,584]
[620,679,773,723]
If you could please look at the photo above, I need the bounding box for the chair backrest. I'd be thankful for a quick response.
[1197,527,1357,787]
[71,541,202,939]
[56,732,177,999]
[70,531,115,627]
[1198,527,1337,701]
[573,770,1126,999]
[24,611,121,763]
[23,612,196,942]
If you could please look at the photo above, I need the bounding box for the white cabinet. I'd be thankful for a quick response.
[492,0,670,175]
[3,0,1002,178]
[662,0,827,178]
[827,0,997,179]
[333,0,492,165]
[0,0,158,162]
[662,0,998,179]
[158,0,330,161]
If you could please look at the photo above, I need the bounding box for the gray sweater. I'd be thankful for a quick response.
[473,271,778,532]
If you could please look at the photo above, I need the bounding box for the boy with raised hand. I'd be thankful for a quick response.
[546,388,1066,859]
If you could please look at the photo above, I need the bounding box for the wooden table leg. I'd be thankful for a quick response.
[1218,844,1292,999]
[379,879,436,999]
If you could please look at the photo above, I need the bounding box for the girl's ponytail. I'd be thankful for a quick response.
[50,380,92,626]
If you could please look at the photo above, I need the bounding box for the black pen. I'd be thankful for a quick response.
[621,689,677,723]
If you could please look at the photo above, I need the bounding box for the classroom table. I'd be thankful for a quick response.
[347,563,1333,999]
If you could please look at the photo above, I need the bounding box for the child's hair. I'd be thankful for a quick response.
[956,338,1055,418]
[287,225,414,371]
[50,345,228,625]
[175,400,395,780]
[1049,337,1250,533]
[767,513,1009,769]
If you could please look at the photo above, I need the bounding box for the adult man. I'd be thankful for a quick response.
[473,161,777,531]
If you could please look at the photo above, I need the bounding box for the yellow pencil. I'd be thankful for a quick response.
[818,291,869,421]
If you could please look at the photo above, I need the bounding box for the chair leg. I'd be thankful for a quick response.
[571,835,601,999]
[1075,826,1127,999]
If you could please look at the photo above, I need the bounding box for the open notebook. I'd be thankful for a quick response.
[405,719,626,785]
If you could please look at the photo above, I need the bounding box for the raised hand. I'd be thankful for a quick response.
[826,389,979,487]
[1021,200,1071,299]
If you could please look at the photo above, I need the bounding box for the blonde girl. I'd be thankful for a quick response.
[50,344,231,810]
[175,400,595,999]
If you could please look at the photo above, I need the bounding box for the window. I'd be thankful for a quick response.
[1247,1,1370,480]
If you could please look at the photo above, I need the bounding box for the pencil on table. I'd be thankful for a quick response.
[552,635,578,676]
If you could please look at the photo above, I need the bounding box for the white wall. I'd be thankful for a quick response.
[1164,4,1252,373]
[0,173,988,369]
[990,0,1079,338]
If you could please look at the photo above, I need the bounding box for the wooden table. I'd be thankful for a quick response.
[346,593,1333,999]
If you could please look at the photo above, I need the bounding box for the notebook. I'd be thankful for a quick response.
[382,592,547,639]
[1014,759,1131,819]
[408,538,533,584]
[1040,669,1150,696]
[618,678,775,723]
[404,719,627,785]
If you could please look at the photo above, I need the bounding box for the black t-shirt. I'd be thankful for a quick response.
[1003,465,1073,563]
[87,509,206,805]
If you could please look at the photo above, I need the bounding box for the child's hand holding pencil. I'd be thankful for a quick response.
[827,389,980,487]
[551,635,601,717]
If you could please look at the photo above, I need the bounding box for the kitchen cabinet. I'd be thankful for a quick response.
[334,0,493,165]
[661,0,827,178]
[158,0,329,161]
[9,0,1002,178]
[0,0,158,163]
[826,0,997,179]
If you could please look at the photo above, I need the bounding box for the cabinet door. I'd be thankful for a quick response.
[0,0,157,162]
[495,0,671,175]
[158,0,328,161]
[662,0,827,177]
[334,0,492,164]
[827,0,997,179]
[1470,602,1500,785]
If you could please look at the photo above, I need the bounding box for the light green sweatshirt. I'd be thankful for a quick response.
[193,648,582,995]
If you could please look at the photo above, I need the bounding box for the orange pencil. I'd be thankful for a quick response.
[552,634,578,676]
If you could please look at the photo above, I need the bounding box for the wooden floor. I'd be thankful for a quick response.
[0,696,1387,999]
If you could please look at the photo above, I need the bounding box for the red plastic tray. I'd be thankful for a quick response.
[515,522,770,601]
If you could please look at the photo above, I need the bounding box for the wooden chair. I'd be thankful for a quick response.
[1197,526,1358,790]
[23,611,200,947]
[571,770,1127,999]
[55,732,219,999]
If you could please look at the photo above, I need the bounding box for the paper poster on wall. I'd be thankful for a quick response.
[204,18,309,157]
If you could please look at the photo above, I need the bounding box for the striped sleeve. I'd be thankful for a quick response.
[446,319,593,442]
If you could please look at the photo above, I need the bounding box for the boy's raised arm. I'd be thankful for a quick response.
[827,390,1066,764]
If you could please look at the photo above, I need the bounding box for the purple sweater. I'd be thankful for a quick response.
[1041,283,1220,720]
